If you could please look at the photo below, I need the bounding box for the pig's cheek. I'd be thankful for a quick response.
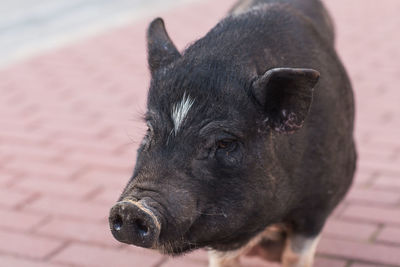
[196,148,212,160]
[217,150,243,167]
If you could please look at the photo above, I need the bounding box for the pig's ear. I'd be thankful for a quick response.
[252,68,320,133]
[147,18,181,75]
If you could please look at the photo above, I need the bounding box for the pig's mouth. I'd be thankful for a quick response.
[154,218,207,255]
[155,219,253,255]
[155,232,254,256]
[155,239,200,255]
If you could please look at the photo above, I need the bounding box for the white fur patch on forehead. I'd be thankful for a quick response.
[171,92,195,134]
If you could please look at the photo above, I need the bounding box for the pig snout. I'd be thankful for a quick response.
[109,200,161,248]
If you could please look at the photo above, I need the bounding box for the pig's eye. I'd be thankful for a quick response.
[214,138,241,166]
[216,139,237,152]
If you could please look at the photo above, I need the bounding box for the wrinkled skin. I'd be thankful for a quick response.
[115,0,356,259]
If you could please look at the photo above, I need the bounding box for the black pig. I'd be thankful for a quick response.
[109,0,356,266]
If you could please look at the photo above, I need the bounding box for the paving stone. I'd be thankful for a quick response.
[323,219,378,241]
[0,172,17,187]
[372,175,400,191]
[351,263,383,267]
[0,188,35,209]
[341,204,400,225]
[23,196,109,221]
[0,230,64,259]
[318,237,400,266]
[161,257,208,267]
[35,218,120,247]
[345,187,400,205]
[241,257,280,267]
[3,159,83,181]
[12,176,99,199]
[0,209,46,232]
[76,168,132,189]
[90,187,121,205]
[376,226,400,245]
[0,254,65,267]
[314,257,347,267]
[51,243,163,267]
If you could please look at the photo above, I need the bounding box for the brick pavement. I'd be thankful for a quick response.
[0,0,399,266]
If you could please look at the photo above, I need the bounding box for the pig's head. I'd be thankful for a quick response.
[109,18,319,254]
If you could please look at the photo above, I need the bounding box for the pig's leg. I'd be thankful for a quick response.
[208,226,280,267]
[245,224,286,262]
[208,250,241,267]
[281,233,321,267]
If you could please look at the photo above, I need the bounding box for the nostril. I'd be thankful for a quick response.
[109,200,161,248]
[113,214,123,231]
[134,219,149,236]
[111,213,149,236]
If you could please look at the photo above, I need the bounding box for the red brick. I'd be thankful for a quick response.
[51,243,163,267]
[0,172,17,187]
[12,176,99,199]
[0,131,49,146]
[39,126,111,143]
[0,188,34,209]
[376,226,400,245]
[0,209,46,232]
[35,218,120,247]
[23,196,109,221]
[351,170,375,187]
[113,141,139,156]
[351,263,382,267]
[3,159,83,180]
[357,146,394,161]
[358,159,400,175]
[359,151,393,163]
[330,205,347,220]
[0,230,64,259]
[34,115,102,129]
[341,204,400,225]
[91,187,121,205]
[241,257,280,267]
[0,142,62,161]
[0,255,65,267]
[161,257,207,267]
[47,137,121,155]
[76,168,132,189]
[60,153,133,172]
[0,120,39,135]
[372,175,400,191]
[314,257,347,267]
[345,187,400,205]
[365,138,400,151]
[323,219,377,241]
[318,237,400,266]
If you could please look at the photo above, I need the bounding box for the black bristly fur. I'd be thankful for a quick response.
[115,0,356,257]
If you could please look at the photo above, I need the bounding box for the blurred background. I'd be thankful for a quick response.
[0,0,198,68]
[0,0,399,266]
